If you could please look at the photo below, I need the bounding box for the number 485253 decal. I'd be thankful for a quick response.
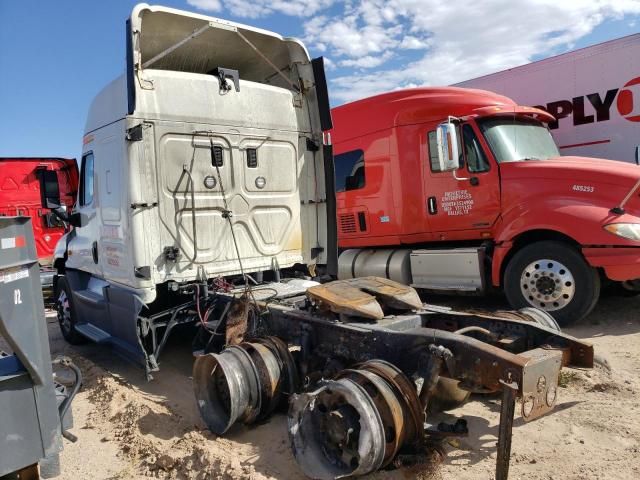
[572,184,595,193]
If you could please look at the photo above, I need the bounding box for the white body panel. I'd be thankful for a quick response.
[456,34,640,162]
[63,4,330,303]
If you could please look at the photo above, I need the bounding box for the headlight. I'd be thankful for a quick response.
[603,223,640,241]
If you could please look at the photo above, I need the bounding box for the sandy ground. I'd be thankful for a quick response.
[33,292,640,480]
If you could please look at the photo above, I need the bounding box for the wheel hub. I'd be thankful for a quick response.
[520,259,575,311]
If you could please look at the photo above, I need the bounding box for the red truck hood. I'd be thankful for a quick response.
[499,156,640,187]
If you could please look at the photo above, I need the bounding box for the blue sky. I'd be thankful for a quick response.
[1,0,639,160]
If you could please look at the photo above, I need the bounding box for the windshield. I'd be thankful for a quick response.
[478,117,559,163]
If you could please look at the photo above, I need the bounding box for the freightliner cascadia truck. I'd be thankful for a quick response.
[456,33,640,163]
[0,158,78,293]
[334,87,640,324]
[38,5,595,479]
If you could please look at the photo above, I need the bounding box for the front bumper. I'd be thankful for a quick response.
[583,246,640,281]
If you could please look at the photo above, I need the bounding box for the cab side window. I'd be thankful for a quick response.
[80,152,95,206]
[335,149,365,192]
[462,124,490,173]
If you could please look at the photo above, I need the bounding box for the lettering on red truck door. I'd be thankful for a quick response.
[441,190,474,216]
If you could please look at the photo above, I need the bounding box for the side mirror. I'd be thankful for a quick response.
[37,169,61,209]
[68,212,82,228]
[436,122,461,172]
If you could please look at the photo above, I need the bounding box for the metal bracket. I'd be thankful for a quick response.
[163,246,181,262]
[126,124,143,142]
[209,67,240,93]
[130,202,158,209]
[496,380,518,480]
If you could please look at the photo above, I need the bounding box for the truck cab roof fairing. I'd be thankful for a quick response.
[331,87,520,143]
[129,3,310,90]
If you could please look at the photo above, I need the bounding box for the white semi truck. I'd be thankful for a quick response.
[49,3,336,371]
[457,33,640,163]
[40,5,595,479]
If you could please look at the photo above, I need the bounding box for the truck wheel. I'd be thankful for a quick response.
[518,307,561,331]
[55,276,87,345]
[504,241,600,326]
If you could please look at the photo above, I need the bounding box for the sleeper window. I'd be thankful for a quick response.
[335,149,365,192]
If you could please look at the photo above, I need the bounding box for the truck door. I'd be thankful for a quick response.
[67,151,102,277]
[424,123,501,237]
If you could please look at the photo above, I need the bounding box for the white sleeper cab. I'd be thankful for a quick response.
[45,4,335,375]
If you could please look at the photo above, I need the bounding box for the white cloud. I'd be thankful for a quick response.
[399,35,431,50]
[303,14,402,58]
[187,0,335,18]
[317,0,640,102]
[186,0,222,12]
[185,0,640,103]
[340,51,393,68]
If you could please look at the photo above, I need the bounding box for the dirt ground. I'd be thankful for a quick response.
[41,292,640,480]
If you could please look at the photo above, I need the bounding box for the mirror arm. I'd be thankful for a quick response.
[50,208,70,224]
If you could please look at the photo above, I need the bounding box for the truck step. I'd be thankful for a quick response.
[75,323,111,343]
[73,289,107,309]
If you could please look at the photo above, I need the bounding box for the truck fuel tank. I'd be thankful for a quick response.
[338,249,412,284]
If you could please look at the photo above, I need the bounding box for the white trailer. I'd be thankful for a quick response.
[456,34,640,162]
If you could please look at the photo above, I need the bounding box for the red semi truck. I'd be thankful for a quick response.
[333,87,640,324]
[0,158,78,290]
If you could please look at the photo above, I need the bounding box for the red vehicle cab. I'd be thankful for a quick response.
[0,158,78,288]
[333,87,640,324]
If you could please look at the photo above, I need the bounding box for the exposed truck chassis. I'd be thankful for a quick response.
[190,277,593,480]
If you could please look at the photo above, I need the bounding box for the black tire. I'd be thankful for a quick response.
[602,281,640,298]
[504,241,600,326]
[55,276,87,345]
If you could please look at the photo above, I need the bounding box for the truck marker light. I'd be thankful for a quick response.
[204,176,217,189]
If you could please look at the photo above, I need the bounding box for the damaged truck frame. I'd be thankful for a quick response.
[43,4,594,479]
